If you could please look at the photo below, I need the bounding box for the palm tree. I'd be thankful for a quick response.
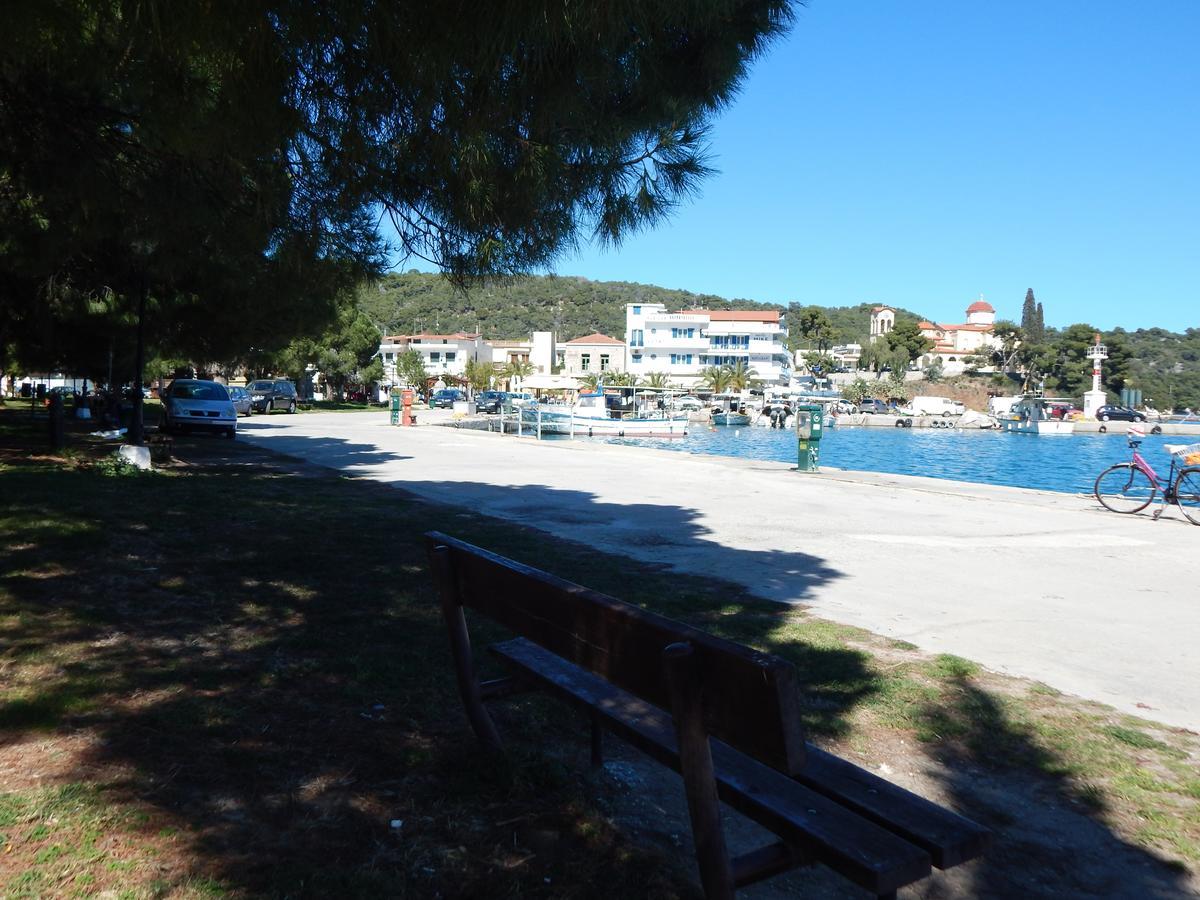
[698,365,733,394]
[501,359,535,390]
[726,360,759,392]
[577,372,603,391]
[606,371,638,387]
[643,371,671,389]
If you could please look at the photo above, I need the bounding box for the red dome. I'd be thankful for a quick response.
[966,300,994,314]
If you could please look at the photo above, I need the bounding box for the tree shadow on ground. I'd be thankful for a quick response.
[0,436,861,896]
[0,425,1194,897]
[913,680,1194,898]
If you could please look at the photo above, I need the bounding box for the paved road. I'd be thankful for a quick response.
[240,411,1200,730]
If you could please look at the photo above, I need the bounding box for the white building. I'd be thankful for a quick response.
[486,332,557,374]
[378,331,485,385]
[867,300,1004,376]
[868,306,896,343]
[624,303,790,386]
[560,333,625,377]
[915,300,1001,374]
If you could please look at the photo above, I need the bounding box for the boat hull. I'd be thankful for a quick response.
[1002,419,1075,435]
[712,413,751,426]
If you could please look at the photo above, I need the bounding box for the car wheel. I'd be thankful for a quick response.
[288,401,297,414]
[1100,414,1110,421]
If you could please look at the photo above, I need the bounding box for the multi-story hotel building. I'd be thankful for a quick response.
[624,303,790,386]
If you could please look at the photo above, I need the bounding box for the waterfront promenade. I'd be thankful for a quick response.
[240,412,1200,731]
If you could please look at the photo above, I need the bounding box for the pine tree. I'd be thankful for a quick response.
[1035,303,1045,341]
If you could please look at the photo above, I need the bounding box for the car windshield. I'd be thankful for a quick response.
[171,382,228,401]
[249,381,274,391]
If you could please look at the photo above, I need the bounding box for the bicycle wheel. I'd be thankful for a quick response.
[1094,463,1156,514]
[1174,466,1200,525]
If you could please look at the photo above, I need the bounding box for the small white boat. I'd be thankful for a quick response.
[1001,395,1076,435]
[712,410,752,426]
[520,391,689,437]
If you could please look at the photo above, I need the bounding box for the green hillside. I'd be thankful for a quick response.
[359,271,923,346]
[1114,327,1200,411]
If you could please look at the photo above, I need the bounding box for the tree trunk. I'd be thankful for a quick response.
[129,277,148,445]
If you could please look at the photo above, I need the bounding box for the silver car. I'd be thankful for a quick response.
[159,379,237,438]
[228,385,253,417]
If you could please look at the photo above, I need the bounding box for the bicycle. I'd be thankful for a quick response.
[1093,434,1200,524]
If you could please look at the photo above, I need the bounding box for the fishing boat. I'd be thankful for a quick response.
[518,389,689,437]
[1001,395,1076,435]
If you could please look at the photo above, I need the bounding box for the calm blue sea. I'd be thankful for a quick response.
[592,426,1189,495]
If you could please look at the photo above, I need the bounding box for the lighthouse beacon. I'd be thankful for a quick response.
[1083,334,1108,419]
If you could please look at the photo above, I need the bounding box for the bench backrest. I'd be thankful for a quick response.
[427,532,807,775]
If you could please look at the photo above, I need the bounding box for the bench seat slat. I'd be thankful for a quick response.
[797,747,992,869]
[493,637,933,896]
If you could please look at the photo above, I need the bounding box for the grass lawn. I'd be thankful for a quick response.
[1,405,1197,897]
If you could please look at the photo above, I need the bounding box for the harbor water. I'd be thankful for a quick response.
[592,426,1191,495]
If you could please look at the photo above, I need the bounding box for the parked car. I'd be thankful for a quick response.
[1094,405,1146,423]
[475,390,509,413]
[858,398,890,414]
[159,379,237,437]
[1048,402,1076,420]
[247,378,298,414]
[228,385,253,417]
[674,396,704,411]
[429,388,466,408]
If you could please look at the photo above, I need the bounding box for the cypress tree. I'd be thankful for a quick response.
[1021,289,1037,336]
[1034,302,1045,341]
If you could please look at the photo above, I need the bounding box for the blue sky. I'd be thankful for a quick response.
[398,1,1199,332]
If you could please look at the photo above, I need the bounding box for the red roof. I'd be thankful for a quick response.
[967,300,995,314]
[685,309,781,323]
[919,322,994,333]
[564,332,624,345]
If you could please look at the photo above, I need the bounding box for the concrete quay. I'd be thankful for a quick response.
[240,411,1200,731]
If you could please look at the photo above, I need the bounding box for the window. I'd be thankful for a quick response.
[671,327,695,339]
[600,354,610,371]
[445,352,456,362]
[630,329,644,347]
[632,305,641,315]
[384,353,393,362]
[429,351,441,361]
[669,354,694,366]
[581,354,591,371]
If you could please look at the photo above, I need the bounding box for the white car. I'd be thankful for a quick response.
[159,379,237,438]
[674,396,704,411]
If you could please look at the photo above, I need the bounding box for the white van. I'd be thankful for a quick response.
[904,395,966,417]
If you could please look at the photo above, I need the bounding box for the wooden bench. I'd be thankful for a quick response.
[426,532,990,898]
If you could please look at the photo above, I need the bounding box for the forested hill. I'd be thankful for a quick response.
[1114,327,1200,411]
[358,271,922,344]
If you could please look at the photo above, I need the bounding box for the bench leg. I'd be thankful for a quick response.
[430,545,502,751]
[664,641,734,900]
